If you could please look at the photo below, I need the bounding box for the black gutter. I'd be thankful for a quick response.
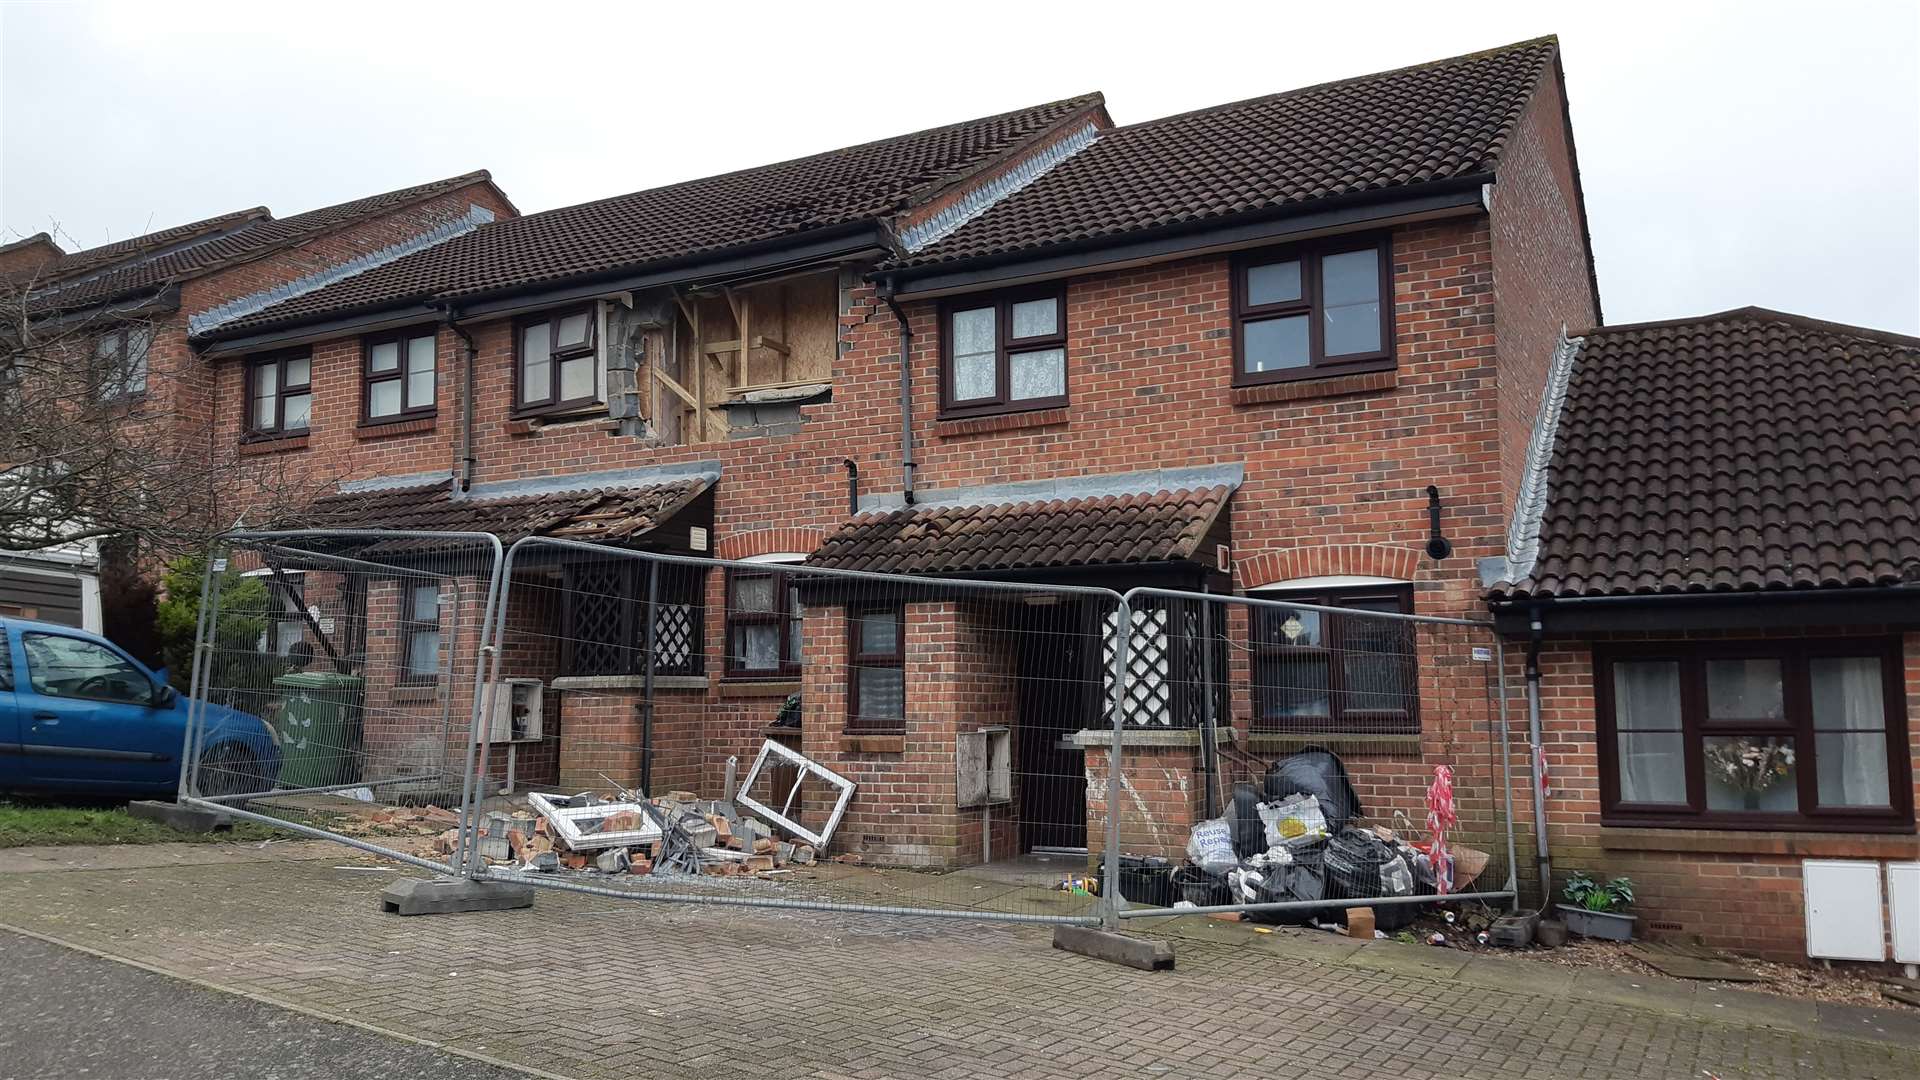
[877,280,917,506]
[1490,583,1920,635]
[195,223,891,354]
[887,178,1490,298]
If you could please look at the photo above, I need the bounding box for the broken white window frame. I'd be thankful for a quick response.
[734,738,856,848]
[526,791,662,851]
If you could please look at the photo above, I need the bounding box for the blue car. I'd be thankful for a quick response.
[0,616,281,798]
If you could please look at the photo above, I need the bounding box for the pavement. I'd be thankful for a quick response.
[0,929,529,1080]
[0,840,1917,1079]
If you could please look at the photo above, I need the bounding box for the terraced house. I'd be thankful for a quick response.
[140,34,1917,959]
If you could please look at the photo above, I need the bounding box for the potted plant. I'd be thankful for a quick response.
[1557,871,1637,941]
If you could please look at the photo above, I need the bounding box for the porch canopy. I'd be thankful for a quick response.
[806,465,1240,587]
[297,466,718,556]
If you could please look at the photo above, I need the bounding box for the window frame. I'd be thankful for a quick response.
[559,561,706,679]
[723,566,803,681]
[94,326,152,402]
[1594,638,1914,833]
[938,284,1069,418]
[244,348,313,438]
[513,304,600,417]
[397,582,442,687]
[1248,583,1419,735]
[1231,232,1394,386]
[362,326,438,423]
[847,603,906,733]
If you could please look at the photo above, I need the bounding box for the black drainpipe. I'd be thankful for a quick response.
[1524,605,1552,908]
[878,280,916,506]
[842,458,860,516]
[442,307,480,493]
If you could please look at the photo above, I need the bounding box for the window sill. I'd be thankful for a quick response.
[389,685,440,703]
[717,679,801,699]
[1598,826,1919,857]
[840,734,905,753]
[238,434,308,455]
[505,406,610,436]
[1071,728,1231,748]
[933,406,1069,438]
[548,674,709,692]
[1246,731,1423,757]
[1232,368,1397,406]
[356,416,436,440]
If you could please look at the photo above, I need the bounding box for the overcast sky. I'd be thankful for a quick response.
[3,1,1915,333]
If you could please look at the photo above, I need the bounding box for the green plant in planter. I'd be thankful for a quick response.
[1563,871,1635,913]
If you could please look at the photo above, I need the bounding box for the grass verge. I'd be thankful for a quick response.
[0,799,284,847]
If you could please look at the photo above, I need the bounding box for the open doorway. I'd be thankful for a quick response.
[1013,599,1093,853]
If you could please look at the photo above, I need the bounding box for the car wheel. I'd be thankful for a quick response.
[197,742,263,798]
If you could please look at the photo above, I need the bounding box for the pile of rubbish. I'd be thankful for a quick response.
[1169,747,1481,929]
[429,788,819,880]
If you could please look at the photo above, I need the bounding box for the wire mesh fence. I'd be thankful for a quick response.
[1103,588,1516,926]
[177,529,505,874]
[178,528,1517,929]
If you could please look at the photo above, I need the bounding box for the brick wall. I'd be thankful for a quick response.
[1488,64,1599,512]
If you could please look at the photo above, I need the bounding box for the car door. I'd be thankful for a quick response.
[0,626,21,788]
[18,629,177,791]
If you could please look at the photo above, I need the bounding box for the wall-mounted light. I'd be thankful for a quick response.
[1425,485,1453,561]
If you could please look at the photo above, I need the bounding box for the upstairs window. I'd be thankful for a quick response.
[940,286,1067,417]
[516,305,598,414]
[246,349,312,437]
[1233,234,1392,385]
[364,328,437,421]
[95,326,152,401]
[1250,584,1418,734]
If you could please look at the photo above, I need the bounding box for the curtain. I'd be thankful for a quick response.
[1614,662,1685,804]
[1812,657,1889,808]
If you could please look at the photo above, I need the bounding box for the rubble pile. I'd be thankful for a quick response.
[429,790,818,881]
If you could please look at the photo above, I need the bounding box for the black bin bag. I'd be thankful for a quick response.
[1263,747,1363,834]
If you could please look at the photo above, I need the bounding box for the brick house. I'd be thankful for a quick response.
[7,171,518,640]
[1484,308,1919,958]
[166,35,1914,957]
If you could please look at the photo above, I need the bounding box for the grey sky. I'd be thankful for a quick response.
[3,1,1915,333]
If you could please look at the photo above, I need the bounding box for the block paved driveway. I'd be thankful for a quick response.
[1,847,1916,1080]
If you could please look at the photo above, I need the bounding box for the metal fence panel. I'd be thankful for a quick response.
[1104,587,1516,925]
[178,529,505,873]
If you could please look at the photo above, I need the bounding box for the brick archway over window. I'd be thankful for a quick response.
[715,527,826,562]
[1235,544,1421,590]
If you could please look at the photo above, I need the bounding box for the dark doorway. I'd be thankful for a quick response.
[1014,599,1092,852]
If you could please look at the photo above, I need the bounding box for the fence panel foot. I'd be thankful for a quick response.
[1052,925,1175,971]
[380,877,535,916]
[126,800,232,834]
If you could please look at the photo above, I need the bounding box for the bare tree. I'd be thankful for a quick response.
[0,267,339,555]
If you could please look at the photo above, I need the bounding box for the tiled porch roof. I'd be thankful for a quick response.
[305,476,711,545]
[807,484,1231,575]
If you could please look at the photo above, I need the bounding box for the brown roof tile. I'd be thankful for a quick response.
[205,95,1102,336]
[30,172,493,313]
[895,37,1558,269]
[1494,308,1920,600]
[806,485,1230,575]
[305,477,709,545]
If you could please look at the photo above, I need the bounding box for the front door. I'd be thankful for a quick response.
[1015,602,1091,852]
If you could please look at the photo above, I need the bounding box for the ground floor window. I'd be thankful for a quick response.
[724,566,803,679]
[1596,639,1913,830]
[848,604,905,732]
[399,583,442,684]
[1249,584,1418,734]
